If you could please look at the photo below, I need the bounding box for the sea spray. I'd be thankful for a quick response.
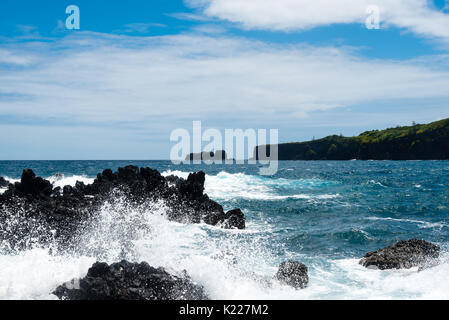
[1,160,449,299]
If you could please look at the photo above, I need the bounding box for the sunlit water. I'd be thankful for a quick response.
[0,160,448,299]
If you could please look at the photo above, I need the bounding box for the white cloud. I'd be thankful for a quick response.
[167,12,215,22]
[120,22,167,33]
[1,32,449,127]
[188,0,449,41]
[192,24,227,34]
[0,49,33,65]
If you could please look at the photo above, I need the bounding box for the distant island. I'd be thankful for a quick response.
[254,118,449,160]
[186,150,234,161]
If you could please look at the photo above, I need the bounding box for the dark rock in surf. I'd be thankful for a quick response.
[359,239,440,270]
[179,172,205,200]
[165,174,183,187]
[275,261,309,289]
[0,177,9,188]
[12,169,53,198]
[222,209,245,229]
[53,260,208,300]
[51,186,62,197]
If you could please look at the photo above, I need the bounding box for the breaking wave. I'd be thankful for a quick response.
[1,192,449,300]
[162,170,339,201]
[1,161,449,300]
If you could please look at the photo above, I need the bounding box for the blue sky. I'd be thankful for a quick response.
[1,0,449,159]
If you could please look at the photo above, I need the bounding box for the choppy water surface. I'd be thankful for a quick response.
[0,160,448,299]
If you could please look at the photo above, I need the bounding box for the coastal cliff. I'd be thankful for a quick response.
[254,118,449,160]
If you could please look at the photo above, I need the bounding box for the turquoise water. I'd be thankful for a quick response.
[1,160,449,299]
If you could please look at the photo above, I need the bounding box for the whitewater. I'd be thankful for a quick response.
[0,160,448,300]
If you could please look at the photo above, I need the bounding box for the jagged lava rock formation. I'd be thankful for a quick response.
[54,260,208,300]
[0,166,245,252]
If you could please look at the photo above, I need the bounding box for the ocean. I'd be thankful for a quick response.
[0,160,448,299]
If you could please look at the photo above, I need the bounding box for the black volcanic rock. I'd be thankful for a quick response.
[0,177,9,188]
[165,174,183,187]
[53,260,208,300]
[179,172,205,200]
[0,166,245,252]
[359,239,440,270]
[222,209,245,229]
[275,261,309,289]
[80,166,166,200]
[12,169,53,198]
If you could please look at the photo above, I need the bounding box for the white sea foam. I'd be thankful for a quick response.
[47,174,95,190]
[3,170,337,201]
[366,180,387,187]
[0,174,95,195]
[0,177,20,184]
[1,171,448,300]
[0,177,19,194]
[0,192,448,300]
[162,170,338,201]
[74,193,449,300]
[0,249,94,300]
[367,216,446,229]
[321,257,449,300]
[162,170,190,180]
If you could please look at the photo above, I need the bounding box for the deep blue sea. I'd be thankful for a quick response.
[1,160,449,299]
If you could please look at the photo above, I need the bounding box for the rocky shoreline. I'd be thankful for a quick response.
[0,166,245,252]
[54,260,210,300]
[0,176,8,188]
[0,166,442,300]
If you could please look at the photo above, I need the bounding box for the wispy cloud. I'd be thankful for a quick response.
[192,24,227,34]
[14,25,49,40]
[1,31,449,129]
[167,12,214,22]
[187,0,449,43]
[16,25,40,35]
[119,22,167,34]
[0,49,33,66]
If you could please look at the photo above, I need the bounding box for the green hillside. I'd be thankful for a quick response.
[255,118,449,160]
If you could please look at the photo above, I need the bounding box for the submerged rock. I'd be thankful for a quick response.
[275,261,309,289]
[53,260,208,300]
[359,239,440,270]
